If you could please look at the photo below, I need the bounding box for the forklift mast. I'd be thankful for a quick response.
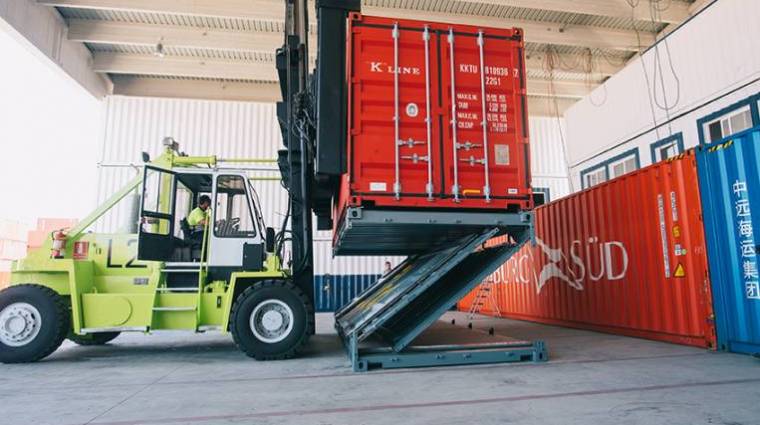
[276,0,361,310]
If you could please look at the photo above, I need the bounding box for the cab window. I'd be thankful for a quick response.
[214,175,256,238]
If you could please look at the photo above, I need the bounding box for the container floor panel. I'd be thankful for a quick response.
[3,312,760,425]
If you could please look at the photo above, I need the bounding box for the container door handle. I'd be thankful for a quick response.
[477,31,491,203]
[448,28,460,203]
[392,23,401,200]
[423,25,434,200]
[401,154,430,163]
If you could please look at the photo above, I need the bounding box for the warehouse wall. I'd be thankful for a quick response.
[529,116,572,201]
[564,0,760,190]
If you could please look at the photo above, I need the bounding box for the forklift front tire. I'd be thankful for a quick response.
[0,285,70,363]
[69,332,121,346]
[230,280,313,360]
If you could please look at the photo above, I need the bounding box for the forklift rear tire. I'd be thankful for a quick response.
[230,280,313,360]
[0,285,70,363]
[69,332,120,346]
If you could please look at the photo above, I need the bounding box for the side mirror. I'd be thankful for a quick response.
[265,227,276,253]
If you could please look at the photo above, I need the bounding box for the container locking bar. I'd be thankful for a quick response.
[461,156,487,166]
[401,154,430,164]
[423,25,434,200]
[448,28,460,202]
[392,22,401,200]
[456,142,483,151]
[397,138,426,148]
[477,31,492,202]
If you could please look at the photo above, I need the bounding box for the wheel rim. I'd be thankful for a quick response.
[0,302,42,347]
[249,299,294,344]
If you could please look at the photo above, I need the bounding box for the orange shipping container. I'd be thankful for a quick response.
[460,151,717,348]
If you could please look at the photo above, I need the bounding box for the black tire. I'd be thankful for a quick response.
[230,280,313,360]
[68,332,120,346]
[0,285,70,363]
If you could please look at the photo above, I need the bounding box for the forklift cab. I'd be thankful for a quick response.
[137,165,269,270]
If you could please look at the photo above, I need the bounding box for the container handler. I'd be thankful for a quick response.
[0,139,314,363]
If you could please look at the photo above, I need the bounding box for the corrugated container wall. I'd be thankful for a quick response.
[97,96,395,311]
[697,127,760,355]
[460,152,717,348]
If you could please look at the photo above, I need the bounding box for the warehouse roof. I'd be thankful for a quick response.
[17,0,709,115]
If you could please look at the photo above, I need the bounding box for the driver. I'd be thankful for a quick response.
[187,195,211,238]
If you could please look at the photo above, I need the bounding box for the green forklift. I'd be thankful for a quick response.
[0,139,313,363]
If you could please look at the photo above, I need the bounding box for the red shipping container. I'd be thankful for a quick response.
[460,152,717,349]
[339,13,531,217]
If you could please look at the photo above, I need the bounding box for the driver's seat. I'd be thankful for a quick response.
[179,218,203,261]
[179,218,193,240]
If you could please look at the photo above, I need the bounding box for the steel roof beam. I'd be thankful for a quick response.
[42,0,654,51]
[92,52,279,80]
[38,0,283,21]
[452,0,689,24]
[93,52,595,98]
[362,6,654,52]
[68,19,283,52]
[70,20,624,77]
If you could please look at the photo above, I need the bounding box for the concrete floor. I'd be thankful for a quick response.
[1,312,759,425]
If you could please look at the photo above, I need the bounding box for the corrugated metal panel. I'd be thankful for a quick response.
[364,0,664,32]
[460,151,716,348]
[101,96,282,164]
[567,0,760,180]
[529,116,572,200]
[98,96,389,278]
[57,8,284,32]
[313,274,381,312]
[87,43,276,63]
[697,127,760,355]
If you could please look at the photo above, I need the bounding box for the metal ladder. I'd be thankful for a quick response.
[467,276,501,323]
[151,223,209,327]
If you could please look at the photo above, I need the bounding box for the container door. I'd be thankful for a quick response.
[137,166,177,261]
[440,28,531,209]
[348,19,443,203]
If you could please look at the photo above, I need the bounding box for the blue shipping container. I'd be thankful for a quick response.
[313,274,381,312]
[697,126,760,355]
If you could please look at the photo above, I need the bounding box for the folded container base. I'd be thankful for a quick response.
[334,228,547,372]
[332,207,532,256]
